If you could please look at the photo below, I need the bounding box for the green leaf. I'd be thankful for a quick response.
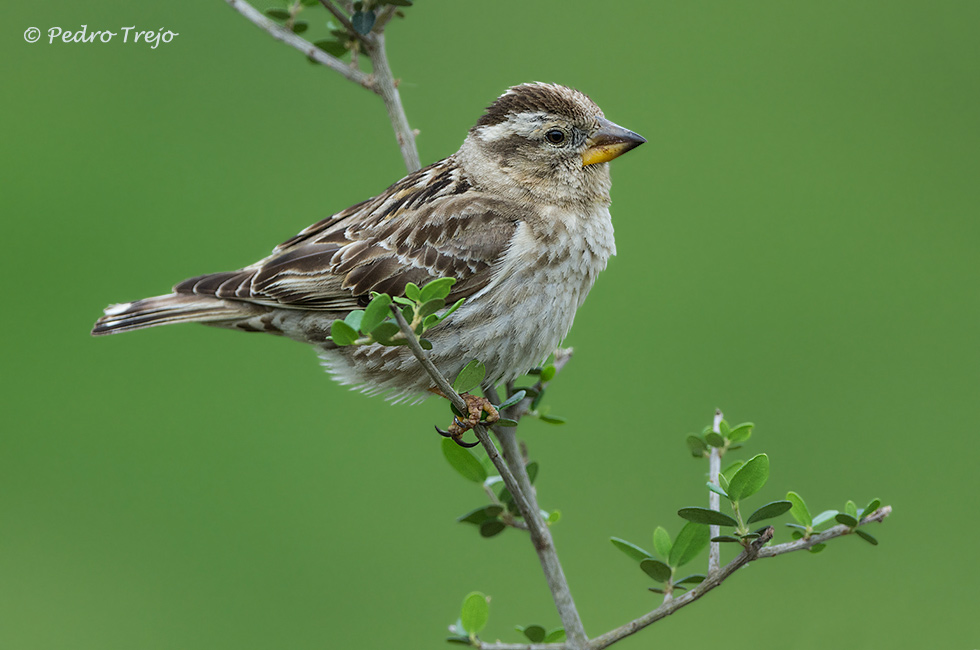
[860,498,881,520]
[497,390,526,411]
[479,520,506,538]
[526,461,539,484]
[384,0,413,6]
[544,628,566,643]
[456,505,504,525]
[404,282,421,302]
[312,39,347,57]
[610,537,652,562]
[845,500,858,519]
[546,509,561,525]
[639,559,672,582]
[264,8,290,20]
[746,500,793,524]
[538,414,566,425]
[493,418,519,427]
[786,491,812,527]
[652,526,672,558]
[718,473,730,492]
[677,507,738,527]
[519,625,545,643]
[343,310,364,332]
[668,521,710,568]
[706,481,729,498]
[540,364,556,382]
[418,298,446,320]
[812,509,839,527]
[460,592,489,636]
[809,543,827,554]
[299,0,317,6]
[686,435,709,458]
[369,321,402,345]
[291,20,308,34]
[728,422,754,442]
[453,359,486,394]
[722,460,744,481]
[705,432,726,448]
[445,635,471,645]
[435,298,465,323]
[419,338,433,350]
[530,387,546,410]
[854,529,878,545]
[351,9,376,34]
[420,277,456,302]
[711,535,741,543]
[835,513,858,527]
[329,319,358,346]
[674,574,706,586]
[442,438,487,483]
[726,453,769,502]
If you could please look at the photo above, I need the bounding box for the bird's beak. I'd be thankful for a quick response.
[582,118,646,166]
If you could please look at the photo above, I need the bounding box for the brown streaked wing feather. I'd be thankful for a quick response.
[174,157,519,309]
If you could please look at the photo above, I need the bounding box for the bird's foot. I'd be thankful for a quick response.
[434,393,499,448]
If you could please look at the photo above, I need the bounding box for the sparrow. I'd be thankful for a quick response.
[92,83,645,409]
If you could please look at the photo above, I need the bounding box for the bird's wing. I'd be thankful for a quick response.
[174,158,520,310]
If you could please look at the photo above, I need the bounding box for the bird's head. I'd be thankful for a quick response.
[459,83,645,205]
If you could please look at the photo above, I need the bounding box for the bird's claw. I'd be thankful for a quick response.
[434,393,499,448]
[434,424,480,448]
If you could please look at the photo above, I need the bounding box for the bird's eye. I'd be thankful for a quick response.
[545,129,566,144]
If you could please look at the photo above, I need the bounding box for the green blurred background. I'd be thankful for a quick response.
[3,1,978,648]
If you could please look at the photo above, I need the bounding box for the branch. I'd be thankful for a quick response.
[224,0,374,90]
[588,506,892,649]
[707,409,723,574]
[362,31,421,172]
[225,0,420,172]
[388,307,587,649]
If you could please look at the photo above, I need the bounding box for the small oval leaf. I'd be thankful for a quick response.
[453,359,486,394]
[442,438,487,483]
[835,513,859,527]
[460,591,489,635]
[854,529,878,545]
[746,500,793,524]
[726,453,769,502]
[520,625,545,643]
[639,558,672,582]
[420,277,456,302]
[610,537,652,562]
[652,526,672,558]
[786,491,812,527]
[668,521,710,568]
[677,507,738,527]
[479,520,506,538]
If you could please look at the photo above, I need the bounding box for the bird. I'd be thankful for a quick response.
[92,83,645,424]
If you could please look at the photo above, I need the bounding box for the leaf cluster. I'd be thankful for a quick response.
[610,523,709,595]
[446,591,565,646]
[445,439,559,538]
[327,278,463,349]
[262,0,413,62]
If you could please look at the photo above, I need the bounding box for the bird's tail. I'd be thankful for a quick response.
[91,293,250,336]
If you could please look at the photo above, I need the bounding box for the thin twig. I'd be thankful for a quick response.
[363,31,421,172]
[318,0,368,45]
[224,0,374,90]
[708,409,723,574]
[476,641,570,650]
[588,507,892,649]
[388,307,587,649]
